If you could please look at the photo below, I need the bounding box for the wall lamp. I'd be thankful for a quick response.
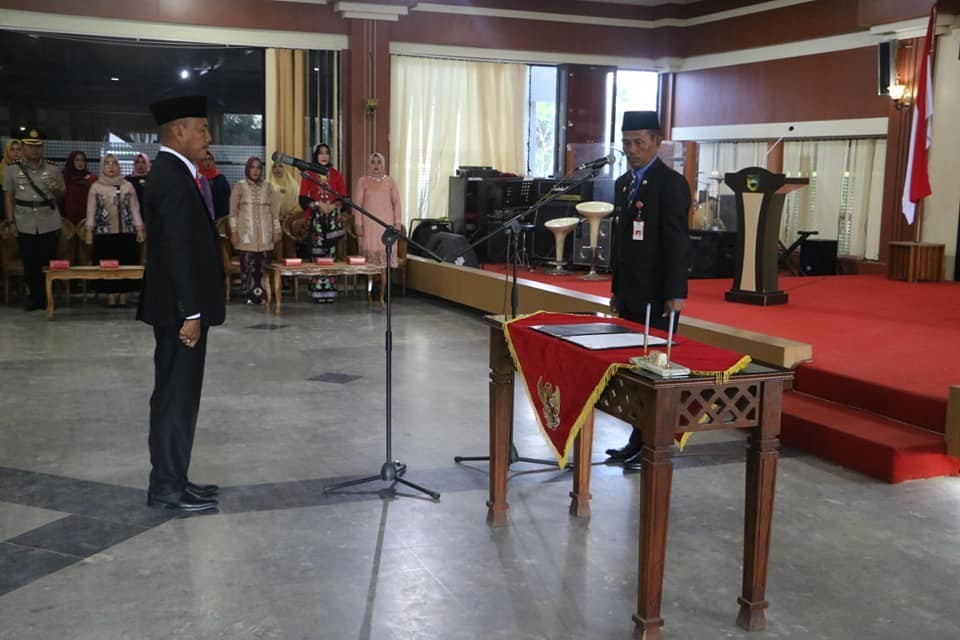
[888,78,911,110]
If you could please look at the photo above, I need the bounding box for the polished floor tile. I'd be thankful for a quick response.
[1,294,959,639]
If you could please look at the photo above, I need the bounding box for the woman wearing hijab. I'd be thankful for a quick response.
[229,157,280,304]
[124,152,150,213]
[354,152,402,268]
[1,139,23,221]
[298,143,346,303]
[62,151,98,225]
[199,151,231,219]
[267,161,301,258]
[84,153,145,307]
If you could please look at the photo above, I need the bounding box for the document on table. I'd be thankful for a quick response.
[531,323,672,350]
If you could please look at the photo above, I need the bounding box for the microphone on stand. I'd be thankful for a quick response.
[574,153,616,172]
[271,151,329,175]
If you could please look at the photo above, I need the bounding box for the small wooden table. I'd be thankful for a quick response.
[266,262,383,313]
[887,241,944,282]
[44,266,144,320]
[484,316,794,639]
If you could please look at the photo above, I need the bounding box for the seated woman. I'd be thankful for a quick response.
[84,154,145,307]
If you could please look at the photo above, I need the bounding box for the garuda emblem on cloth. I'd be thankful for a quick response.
[537,376,561,430]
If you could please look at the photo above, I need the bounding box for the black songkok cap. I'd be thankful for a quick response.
[149,95,208,126]
[622,110,661,131]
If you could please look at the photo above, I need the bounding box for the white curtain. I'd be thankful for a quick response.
[390,55,528,225]
[781,139,886,258]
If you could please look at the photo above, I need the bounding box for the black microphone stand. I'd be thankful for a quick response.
[299,171,443,500]
[453,166,605,469]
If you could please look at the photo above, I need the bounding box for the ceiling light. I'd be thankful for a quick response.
[110,76,120,82]
[179,69,190,80]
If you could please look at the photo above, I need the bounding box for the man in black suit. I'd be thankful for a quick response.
[606,111,691,471]
[138,95,225,512]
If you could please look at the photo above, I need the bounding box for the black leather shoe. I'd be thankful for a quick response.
[623,451,644,471]
[185,482,219,498]
[147,492,218,512]
[605,444,641,461]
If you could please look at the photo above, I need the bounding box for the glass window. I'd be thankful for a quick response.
[526,65,558,177]
[613,69,659,135]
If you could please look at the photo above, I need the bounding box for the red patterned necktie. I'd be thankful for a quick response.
[195,175,202,192]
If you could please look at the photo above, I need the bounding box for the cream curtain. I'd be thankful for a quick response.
[265,48,307,165]
[782,139,886,259]
[697,139,886,259]
[390,55,528,225]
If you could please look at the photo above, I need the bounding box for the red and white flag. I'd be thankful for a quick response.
[902,4,937,224]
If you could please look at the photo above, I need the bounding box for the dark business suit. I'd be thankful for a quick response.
[611,156,691,329]
[137,151,225,498]
[611,156,691,450]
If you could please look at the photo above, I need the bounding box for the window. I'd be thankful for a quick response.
[527,65,558,177]
[613,70,659,136]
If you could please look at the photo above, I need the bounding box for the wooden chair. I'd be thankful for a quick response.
[214,217,241,300]
[0,223,24,305]
[281,215,309,299]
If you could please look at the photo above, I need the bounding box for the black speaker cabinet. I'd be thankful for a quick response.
[425,232,480,268]
[799,239,838,275]
[573,218,612,269]
[688,230,737,278]
[409,219,454,257]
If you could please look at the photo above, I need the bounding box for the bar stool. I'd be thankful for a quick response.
[574,201,613,280]
[543,217,579,275]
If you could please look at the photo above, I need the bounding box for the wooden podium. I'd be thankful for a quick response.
[724,168,807,306]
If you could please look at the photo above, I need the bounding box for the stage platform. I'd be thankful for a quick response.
[405,256,960,483]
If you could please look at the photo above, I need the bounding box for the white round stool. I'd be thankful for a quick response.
[543,217,579,275]
[575,201,613,280]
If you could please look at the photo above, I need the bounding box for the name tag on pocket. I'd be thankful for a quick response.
[632,220,645,241]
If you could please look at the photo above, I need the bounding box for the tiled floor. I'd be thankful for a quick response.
[1,293,959,639]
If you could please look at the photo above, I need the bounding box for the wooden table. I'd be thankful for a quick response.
[887,241,944,282]
[484,316,794,639]
[266,262,384,313]
[44,266,144,320]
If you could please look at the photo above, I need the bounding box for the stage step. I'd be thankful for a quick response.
[794,366,947,435]
[781,391,960,483]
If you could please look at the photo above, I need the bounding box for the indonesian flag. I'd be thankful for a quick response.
[902,4,937,224]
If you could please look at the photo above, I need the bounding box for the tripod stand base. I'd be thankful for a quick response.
[324,460,441,500]
[454,443,572,470]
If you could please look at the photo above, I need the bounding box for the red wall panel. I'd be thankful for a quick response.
[672,47,889,127]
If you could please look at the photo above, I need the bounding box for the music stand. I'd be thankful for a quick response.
[453,167,605,469]
[299,171,444,500]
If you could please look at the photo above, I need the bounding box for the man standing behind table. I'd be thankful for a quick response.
[606,110,691,471]
[2,128,64,311]
[137,95,225,512]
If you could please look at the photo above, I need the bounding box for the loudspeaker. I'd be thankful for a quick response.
[573,218,612,269]
[799,239,837,275]
[425,232,480,268]
[688,231,736,278]
[409,219,454,257]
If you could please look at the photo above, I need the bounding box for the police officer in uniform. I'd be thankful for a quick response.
[2,128,64,311]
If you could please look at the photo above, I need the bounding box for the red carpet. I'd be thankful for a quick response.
[482,265,960,482]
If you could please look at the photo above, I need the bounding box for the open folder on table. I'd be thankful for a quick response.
[531,322,674,350]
